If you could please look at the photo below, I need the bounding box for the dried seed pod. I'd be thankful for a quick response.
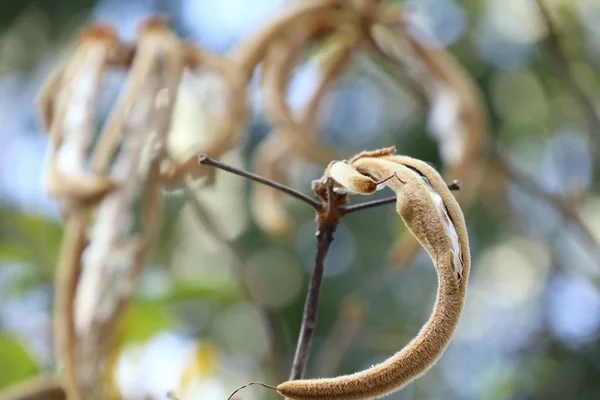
[73,17,182,397]
[326,160,378,194]
[37,24,131,206]
[275,149,470,399]
[162,43,248,183]
[250,134,298,237]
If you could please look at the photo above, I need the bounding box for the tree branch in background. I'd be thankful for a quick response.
[491,148,600,260]
[535,0,600,149]
[314,298,366,377]
[181,179,285,379]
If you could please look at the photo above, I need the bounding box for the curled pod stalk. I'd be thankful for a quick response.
[53,212,88,400]
[369,18,487,268]
[260,13,355,165]
[36,25,132,206]
[250,134,298,236]
[232,0,343,84]
[161,43,248,183]
[34,24,131,400]
[279,151,469,399]
[251,33,355,236]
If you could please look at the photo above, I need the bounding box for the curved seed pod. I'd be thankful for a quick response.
[260,13,352,165]
[251,30,355,236]
[161,43,248,183]
[276,149,470,399]
[91,16,184,174]
[53,213,88,400]
[72,17,180,397]
[232,0,342,84]
[369,20,487,268]
[36,24,131,206]
[36,24,131,400]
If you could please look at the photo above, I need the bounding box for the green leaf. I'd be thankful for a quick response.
[0,242,30,263]
[121,302,171,343]
[0,332,39,389]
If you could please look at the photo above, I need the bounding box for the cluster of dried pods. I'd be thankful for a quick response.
[7,0,597,399]
[35,16,246,400]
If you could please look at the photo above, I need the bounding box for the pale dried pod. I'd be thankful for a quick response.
[37,24,131,206]
[250,134,298,237]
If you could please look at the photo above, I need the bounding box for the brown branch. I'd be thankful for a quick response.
[197,155,346,383]
[198,154,322,210]
[289,178,341,380]
[341,196,396,214]
[535,0,600,149]
[341,181,461,215]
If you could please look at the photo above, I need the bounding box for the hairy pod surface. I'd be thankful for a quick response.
[277,148,470,400]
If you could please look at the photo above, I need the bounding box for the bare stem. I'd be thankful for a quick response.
[341,196,396,214]
[535,0,600,148]
[289,223,337,380]
[289,179,341,380]
[341,181,461,215]
[198,154,321,210]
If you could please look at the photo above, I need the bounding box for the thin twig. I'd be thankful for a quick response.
[226,382,278,400]
[289,180,340,380]
[535,0,600,148]
[341,196,397,214]
[181,179,285,378]
[198,154,321,210]
[341,181,461,215]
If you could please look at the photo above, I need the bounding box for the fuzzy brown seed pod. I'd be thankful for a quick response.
[276,148,470,399]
